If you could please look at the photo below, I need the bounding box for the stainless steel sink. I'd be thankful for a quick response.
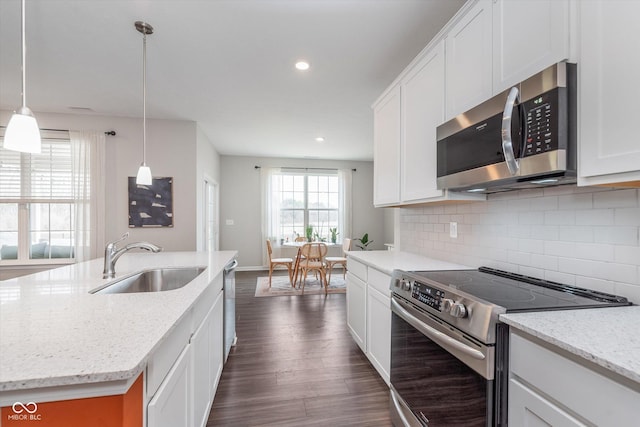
[91,267,206,294]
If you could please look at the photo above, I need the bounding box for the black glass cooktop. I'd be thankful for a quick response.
[409,267,630,312]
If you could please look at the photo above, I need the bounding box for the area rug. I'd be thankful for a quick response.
[255,274,346,297]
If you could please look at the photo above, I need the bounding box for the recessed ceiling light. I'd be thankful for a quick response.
[315,137,325,142]
[295,61,310,71]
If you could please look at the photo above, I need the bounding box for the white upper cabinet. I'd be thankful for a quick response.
[401,40,446,202]
[492,0,570,93]
[445,0,493,120]
[373,85,401,206]
[578,0,640,186]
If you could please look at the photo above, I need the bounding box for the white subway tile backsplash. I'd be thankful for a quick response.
[544,210,575,225]
[575,209,614,226]
[399,185,640,300]
[544,240,576,256]
[558,226,594,243]
[593,226,638,245]
[614,245,640,265]
[530,254,559,270]
[558,193,593,210]
[573,243,615,262]
[593,189,638,208]
[614,208,640,226]
[529,196,559,211]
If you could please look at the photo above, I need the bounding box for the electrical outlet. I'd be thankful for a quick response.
[449,222,458,238]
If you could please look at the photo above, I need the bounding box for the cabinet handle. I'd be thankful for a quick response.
[501,86,521,176]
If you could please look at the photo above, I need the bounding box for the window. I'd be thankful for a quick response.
[0,131,77,262]
[263,168,351,246]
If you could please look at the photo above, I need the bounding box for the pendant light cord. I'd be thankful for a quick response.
[21,0,27,109]
[142,30,147,166]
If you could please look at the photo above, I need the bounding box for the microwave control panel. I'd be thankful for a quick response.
[523,88,562,157]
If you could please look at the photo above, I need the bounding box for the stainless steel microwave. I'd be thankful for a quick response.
[436,62,576,193]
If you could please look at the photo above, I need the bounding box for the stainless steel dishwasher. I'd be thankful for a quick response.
[223,259,238,363]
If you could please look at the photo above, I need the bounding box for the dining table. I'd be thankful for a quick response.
[282,241,338,287]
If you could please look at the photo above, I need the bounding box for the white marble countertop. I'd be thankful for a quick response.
[0,251,236,392]
[346,250,471,275]
[501,306,640,385]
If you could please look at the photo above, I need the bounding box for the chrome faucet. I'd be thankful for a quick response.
[102,232,162,278]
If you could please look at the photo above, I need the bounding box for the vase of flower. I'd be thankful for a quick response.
[330,228,339,244]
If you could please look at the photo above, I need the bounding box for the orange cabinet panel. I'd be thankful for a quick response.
[1,374,143,427]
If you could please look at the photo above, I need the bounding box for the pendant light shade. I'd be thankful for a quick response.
[135,21,153,185]
[4,0,41,154]
[136,165,152,185]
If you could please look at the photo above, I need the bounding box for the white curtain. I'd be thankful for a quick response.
[260,167,281,265]
[338,168,353,242]
[70,130,106,262]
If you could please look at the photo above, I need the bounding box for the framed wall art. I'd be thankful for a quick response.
[128,176,174,227]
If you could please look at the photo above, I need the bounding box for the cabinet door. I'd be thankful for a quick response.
[493,0,570,93]
[148,344,191,427]
[209,291,224,396]
[578,0,640,185]
[366,286,391,385]
[191,291,223,427]
[346,272,366,352]
[401,39,445,202]
[509,379,586,427]
[373,85,401,206]
[445,0,493,119]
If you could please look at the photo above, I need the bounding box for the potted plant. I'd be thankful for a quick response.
[305,225,314,242]
[329,228,339,244]
[354,232,373,250]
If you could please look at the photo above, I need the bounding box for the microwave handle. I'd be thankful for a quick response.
[501,86,520,175]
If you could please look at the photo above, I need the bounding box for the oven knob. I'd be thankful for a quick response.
[450,302,468,318]
[442,298,454,312]
[401,280,412,291]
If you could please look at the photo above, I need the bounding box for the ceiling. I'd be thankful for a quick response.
[0,0,465,161]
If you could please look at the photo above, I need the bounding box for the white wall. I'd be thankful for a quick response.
[196,125,221,251]
[1,110,220,254]
[219,155,387,268]
[399,185,640,303]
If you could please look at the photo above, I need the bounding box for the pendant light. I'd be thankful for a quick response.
[4,0,41,153]
[135,21,153,185]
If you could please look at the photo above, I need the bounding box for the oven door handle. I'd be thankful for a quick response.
[391,298,486,361]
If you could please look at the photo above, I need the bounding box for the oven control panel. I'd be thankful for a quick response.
[411,281,445,312]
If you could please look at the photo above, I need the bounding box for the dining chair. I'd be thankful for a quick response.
[298,242,328,294]
[266,240,294,288]
[294,236,308,242]
[325,238,351,285]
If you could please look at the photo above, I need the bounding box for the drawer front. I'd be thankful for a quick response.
[147,312,192,398]
[347,257,367,282]
[510,332,640,426]
[368,267,391,296]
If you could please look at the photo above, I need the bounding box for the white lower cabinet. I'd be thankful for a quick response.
[346,271,367,352]
[148,345,191,427]
[366,285,391,384]
[346,257,391,385]
[509,378,585,427]
[509,331,640,426]
[191,291,223,427]
[147,273,225,427]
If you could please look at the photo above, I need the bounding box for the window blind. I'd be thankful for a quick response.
[0,136,73,201]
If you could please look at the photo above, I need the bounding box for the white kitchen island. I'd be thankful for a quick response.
[0,250,236,427]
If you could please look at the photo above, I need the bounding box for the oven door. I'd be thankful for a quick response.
[390,295,495,427]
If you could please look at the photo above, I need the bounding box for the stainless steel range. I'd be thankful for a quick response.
[389,267,631,427]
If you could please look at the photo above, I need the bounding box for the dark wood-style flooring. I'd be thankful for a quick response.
[208,270,392,426]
